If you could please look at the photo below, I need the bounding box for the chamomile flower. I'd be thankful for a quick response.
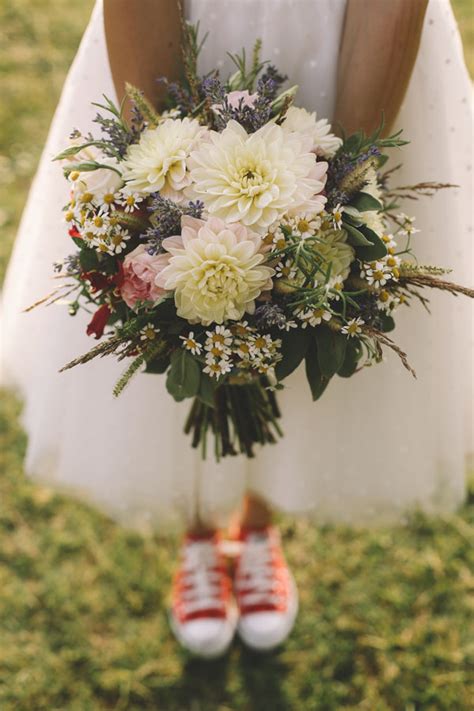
[88,209,110,236]
[283,212,321,240]
[382,233,397,252]
[109,228,131,254]
[327,276,345,299]
[279,319,298,331]
[297,307,332,328]
[180,331,202,355]
[203,358,232,379]
[397,213,420,237]
[94,192,118,212]
[341,317,365,337]
[235,341,252,360]
[275,258,298,280]
[205,325,233,349]
[140,323,159,341]
[331,203,344,230]
[119,191,144,213]
[231,321,253,338]
[361,260,392,288]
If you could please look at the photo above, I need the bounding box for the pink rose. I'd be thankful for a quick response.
[120,245,169,309]
[212,90,259,115]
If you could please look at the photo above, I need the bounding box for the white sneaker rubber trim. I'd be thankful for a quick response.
[169,602,238,659]
[237,573,299,652]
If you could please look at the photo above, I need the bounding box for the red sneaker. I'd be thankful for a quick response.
[235,526,298,650]
[170,532,237,658]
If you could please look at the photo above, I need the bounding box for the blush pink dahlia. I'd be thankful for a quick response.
[120,245,168,310]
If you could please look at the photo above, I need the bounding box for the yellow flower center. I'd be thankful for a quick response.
[103,193,115,204]
[80,192,93,203]
[379,290,389,303]
[298,219,310,232]
[387,256,397,267]
[143,327,156,340]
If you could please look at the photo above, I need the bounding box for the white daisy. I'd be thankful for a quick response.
[331,204,344,230]
[203,358,233,379]
[361,261,392,288]
[275,258,298,280]
[140,323,159,341]
[297,307,332,328]
[118,190,144,213]
[341,317,365,337]
[109,228,131,254]
[180,331,202,355]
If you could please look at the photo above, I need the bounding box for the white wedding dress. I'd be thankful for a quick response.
[1,0,472,531]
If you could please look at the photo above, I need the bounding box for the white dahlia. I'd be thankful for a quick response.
[282,106,342,158]
[121,118,207,202]
[187,120,328,234]
[156,216,274,325]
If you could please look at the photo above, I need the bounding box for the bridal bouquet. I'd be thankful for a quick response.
[45,25,473,458]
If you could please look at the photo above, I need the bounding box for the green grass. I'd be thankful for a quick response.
[1,1,473,709]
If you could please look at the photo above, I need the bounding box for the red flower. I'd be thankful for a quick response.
[69,226,81,239]
[81,271,111,292]
[86,304,111,339]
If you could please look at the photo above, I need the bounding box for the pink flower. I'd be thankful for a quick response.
[212,90,258,115]
[120,245,169,310]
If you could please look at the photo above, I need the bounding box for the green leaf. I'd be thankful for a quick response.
[275,328,309,381]
[198,373,218,407]
[315,326,347,378]
[343,220,373,247]
[379,313,395,333]
[305,339,331,401]
[166,349,201,402]
[351,192,382,212]
[144,355,169,374]
[355,225,388,261]
[79,248,100,272]
[338,338,363,378]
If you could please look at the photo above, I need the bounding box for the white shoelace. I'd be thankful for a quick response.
[236,535,283,607]
[179,541,224,616]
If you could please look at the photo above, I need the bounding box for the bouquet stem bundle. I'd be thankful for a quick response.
[184,381,282,459]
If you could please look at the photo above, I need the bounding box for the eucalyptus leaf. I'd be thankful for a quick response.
[166,349,200,402]
[144,355,169,375]
[351,192,382,212]
[315,326,347,378]
[355,225,388,261]
[343,221,373,247]
[379,313,395,333]
[275,328,309,381]
[305,339,331,401]
[338,338,363,378]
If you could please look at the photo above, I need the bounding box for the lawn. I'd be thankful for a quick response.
[1,1,473,709]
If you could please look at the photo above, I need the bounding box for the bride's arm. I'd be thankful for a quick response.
[103,0,182,114]
[334,0,429,136]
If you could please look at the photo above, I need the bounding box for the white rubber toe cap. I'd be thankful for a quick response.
[170,607,238,659]
[237,578,299,651]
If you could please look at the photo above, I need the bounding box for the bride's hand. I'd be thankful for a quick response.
[334,0,429,136]
[103,0,182,117]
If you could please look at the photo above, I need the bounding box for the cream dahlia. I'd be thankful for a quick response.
[156,216,274,325]
[282,106,342,158]
[121,118,207,202]
[187,120,328,234]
